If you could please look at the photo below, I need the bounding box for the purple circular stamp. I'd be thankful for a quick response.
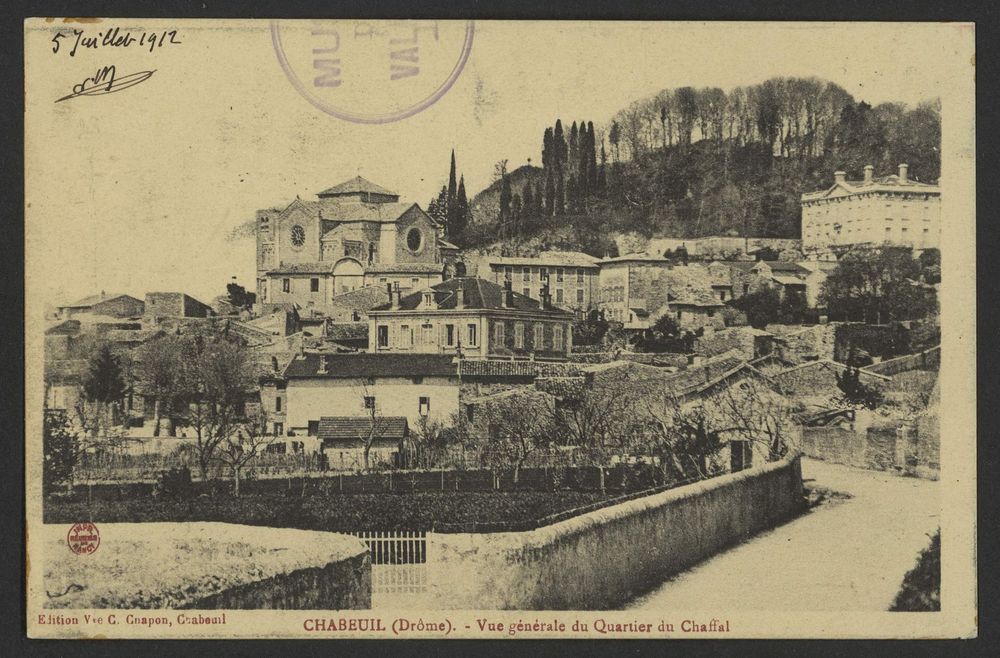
[271,20,475,124]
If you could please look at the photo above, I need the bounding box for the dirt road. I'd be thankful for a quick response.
[627,458,940,611]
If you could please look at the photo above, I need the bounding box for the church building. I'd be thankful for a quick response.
[256,176,452,315]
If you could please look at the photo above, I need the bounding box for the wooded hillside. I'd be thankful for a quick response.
[460,77,940,256]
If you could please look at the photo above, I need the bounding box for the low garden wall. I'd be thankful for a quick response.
[801,423,939,480]
[424,455,804,610]
[42,523,371,609]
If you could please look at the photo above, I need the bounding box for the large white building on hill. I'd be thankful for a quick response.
[800,164,940,253]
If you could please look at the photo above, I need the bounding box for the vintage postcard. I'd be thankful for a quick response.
[24,19,976,639]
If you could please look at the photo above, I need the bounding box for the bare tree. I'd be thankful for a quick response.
[543,365,646,455]
[643,372,794,478]
[135,334,185,437]
[215,406,273,497]
[643,392,727,479]
[477,390,554,486]
[708,375,795,461]
[179,329,261,481]
[409,413,464,470]
[355,380,396,472]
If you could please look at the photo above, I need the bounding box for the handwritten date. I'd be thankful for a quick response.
[55,65,155,103]
[51,27,181,57]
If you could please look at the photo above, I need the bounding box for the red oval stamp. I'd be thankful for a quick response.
[67,522,100,555]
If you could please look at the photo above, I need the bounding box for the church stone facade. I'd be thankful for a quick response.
[256,176,450,315]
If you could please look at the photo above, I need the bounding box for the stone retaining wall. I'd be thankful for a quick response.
[42,523,371,609]
[424,455,804,610]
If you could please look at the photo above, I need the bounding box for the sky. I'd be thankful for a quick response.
[25,20,969,306]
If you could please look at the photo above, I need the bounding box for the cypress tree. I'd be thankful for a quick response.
[447,150,458,232]
[522,182,535,232]
[83,343,126,405]
[542,127,553,171]
[555,171,565,215]
[455,175,469,239]
[545,169,556,216]
[553,120,566,169]
[587,121,592,194]
[428,185,449,228]
[598,142,608,194]
[569,121,579,178]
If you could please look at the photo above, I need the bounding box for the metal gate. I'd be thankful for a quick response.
[352,530,426,565]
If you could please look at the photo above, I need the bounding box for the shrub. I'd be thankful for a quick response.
[156,466,194,498]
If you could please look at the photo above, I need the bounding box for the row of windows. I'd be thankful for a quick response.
[504,266,589,283]
[280,278,322,293]
[520,287,585,304]
[601,287,625,303]
[376,323,478,349]
[493,322,564,350]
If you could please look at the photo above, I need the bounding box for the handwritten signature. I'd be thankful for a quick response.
[54,65,155,103]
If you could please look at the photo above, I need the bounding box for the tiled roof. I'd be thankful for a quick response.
[317,176,399,198]
[59,292,130,309]
[373,277,573,316]
[326,322,368,341]
[599,252,671,265]
[314,200,417,224]
[772,275,807,287]
[266,262,336,275]
[663,351,749,395]
[318,416,408,441]
[488,251,600,268]
[284,352,457,378]
[776,359,893,381]
[759,260,810,275]
[366,262,445,274]
[459,359,540,378]
[438,239,460,250]
[330,285,390,310]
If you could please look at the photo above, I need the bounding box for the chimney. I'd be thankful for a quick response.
[833,171,846,185]
[502,279,513,308]
[898,163,909,184]
[317,354,329,375]
[863,165,874,184]
[390,282,401,309]
[455,283,464,309]
[540,282,551,309]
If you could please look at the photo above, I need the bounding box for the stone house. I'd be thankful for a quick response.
[56,292,146,320]
[368,277,575,361]
[144,292,214,319]
[486,251,600,316]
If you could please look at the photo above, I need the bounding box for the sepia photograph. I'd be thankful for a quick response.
[23,18,976,639]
